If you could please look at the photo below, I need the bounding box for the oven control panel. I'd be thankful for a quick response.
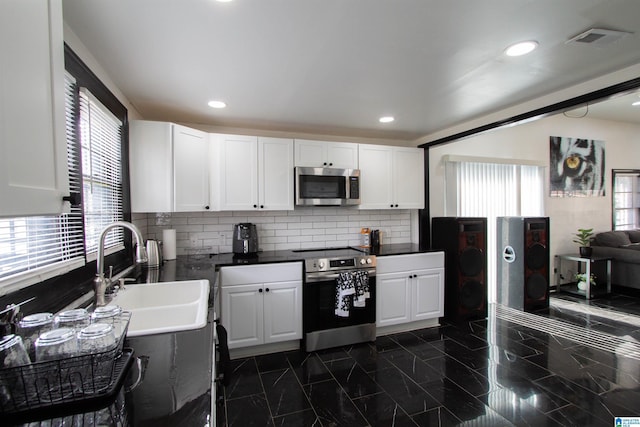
[305,255,376,273]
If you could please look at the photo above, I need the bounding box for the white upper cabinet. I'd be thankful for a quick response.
[218,134,293,211]
[358,144,424,209]
[259,137,295,210]
[173,125,210,212]
[0,0,69,217]
[294,139,358,169]
[129,121,210,212]
[393,147,425,209]
[357,145,394,209]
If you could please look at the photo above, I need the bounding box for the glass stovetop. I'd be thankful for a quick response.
[291,246,366,258]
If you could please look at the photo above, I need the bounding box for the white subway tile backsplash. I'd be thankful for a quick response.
[136,209,415,255]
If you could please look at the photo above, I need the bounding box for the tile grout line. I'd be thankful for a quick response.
[495,304,640,360]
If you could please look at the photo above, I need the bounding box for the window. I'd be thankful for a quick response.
[0,46,129,294]
[445,157,545,302]
[612,169,640,230]
[79,88,124,257]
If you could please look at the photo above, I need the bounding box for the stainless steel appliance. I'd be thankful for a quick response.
[295,167,360,206]
[303,249,376,351]
[232,223,258,255]
[145,239,163,267]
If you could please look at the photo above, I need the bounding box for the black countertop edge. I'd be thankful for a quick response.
[204,243,436,269]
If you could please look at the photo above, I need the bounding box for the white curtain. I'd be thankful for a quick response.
[446,160,545,302]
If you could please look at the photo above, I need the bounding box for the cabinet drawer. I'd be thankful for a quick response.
[220,262,302,286]
[377,252,444,274]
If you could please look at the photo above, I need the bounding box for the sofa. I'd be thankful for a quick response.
[590,230,640,290]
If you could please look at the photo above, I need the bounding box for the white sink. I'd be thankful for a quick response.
[107,280,209,337]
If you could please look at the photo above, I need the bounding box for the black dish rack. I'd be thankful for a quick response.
[0,312,134,424]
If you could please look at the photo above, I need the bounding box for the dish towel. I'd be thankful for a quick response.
[353,270,370,308]
[335,272,356,317]
[335,270,371,317]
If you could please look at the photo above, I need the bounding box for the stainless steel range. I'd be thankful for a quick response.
[302,249,376,352]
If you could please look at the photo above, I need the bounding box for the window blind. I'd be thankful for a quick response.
[79,88,124,256]
[446,160,545,302]
[0,74,85,284]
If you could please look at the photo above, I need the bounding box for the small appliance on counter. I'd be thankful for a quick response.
[370,229,381,248]
[232,223,259,256]
[145,239,163,268]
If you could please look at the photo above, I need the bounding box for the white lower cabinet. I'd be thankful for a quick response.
[220,262,302,350]
[376,252,444,328]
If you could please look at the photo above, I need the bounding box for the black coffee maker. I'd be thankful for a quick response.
[232,223,259,256]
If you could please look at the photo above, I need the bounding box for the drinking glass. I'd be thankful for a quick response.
[0,335,32,408]
[54,308,90,332]
[34,328,78,362]
[34,328,80,401]
[91,305,123,339]
[16,312,54,362]
[78,323,117,391]
[0,334,31,368]
[77,323,116,355]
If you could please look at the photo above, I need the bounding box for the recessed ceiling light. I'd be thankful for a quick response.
[632,101,640,106]
[208,100,227,109]
[379,116,395,123]
[505,40,538,57]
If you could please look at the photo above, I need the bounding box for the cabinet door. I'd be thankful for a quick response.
[412,268,444,320]
[0,0,68,217]
[326,142,358,169]
[376,273,411,327]
[222,284,264,349]
[263,280,302,343]
[294,139,358,169]
[173,125,210,211]
[258,137,294,210]
[294,139,325,167]
[218,134,258,210]
[358,144,393,209]
[393,147,425,209]
[129,121,173,212]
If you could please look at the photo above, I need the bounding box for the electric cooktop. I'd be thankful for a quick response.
[291,246,366,258]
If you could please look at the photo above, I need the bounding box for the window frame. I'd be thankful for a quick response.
[612,169,640,230]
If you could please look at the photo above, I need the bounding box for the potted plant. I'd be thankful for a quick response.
[573,228,594,257]
[575,272,596,291]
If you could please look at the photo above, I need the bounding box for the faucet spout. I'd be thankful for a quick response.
[94,221,148,307]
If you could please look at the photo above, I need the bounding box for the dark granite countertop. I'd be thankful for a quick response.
[202,243,431,269]
[14,244,432,425]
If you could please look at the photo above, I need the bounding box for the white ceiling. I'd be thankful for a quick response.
[62,0,640,142]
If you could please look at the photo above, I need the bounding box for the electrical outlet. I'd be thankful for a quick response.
[190,235,199,247]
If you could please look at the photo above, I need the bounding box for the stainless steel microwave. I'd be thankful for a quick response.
[295,167,360,206]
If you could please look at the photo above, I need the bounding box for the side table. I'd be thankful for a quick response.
[555,254,612,299]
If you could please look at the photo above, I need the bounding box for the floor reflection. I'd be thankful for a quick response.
[219,293,640,426]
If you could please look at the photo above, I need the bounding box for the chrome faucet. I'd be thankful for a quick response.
[94,221,148,307]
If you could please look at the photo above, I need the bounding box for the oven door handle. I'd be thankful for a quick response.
[305,270,376,283]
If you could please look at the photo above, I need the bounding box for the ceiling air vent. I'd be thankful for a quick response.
[566,28,632,46]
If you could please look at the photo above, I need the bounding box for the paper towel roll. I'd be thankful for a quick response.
[162,229,177,260]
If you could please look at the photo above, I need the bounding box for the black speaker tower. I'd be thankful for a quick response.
[497,217,550,312]
[431,217,488,322]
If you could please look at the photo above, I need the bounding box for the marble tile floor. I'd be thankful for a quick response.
[218,293,640,426]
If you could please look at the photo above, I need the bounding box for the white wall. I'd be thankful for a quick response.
[429,113,640,264]
[63,24,142,119]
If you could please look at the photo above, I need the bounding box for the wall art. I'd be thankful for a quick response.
[549,136,605,197]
